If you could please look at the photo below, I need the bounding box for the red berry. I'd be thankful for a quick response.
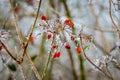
[14,5,20,13]
[53,52,57,58]
[0,46,3,51]
[64,19,70,24]
[52,43,57,48]
[47,34,52,39]
[65,43,70,49]
[68,22,74,27]
[64,19,74,27]
[76,47,81,54]
[71,36,75,41]
[29,36,34,43]
[56,52,61,57]
[53,51,61,58]
[41,15,47,20]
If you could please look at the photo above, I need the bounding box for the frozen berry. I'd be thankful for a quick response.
[76,47,81,54]
[65,43,70,49]
[52,43,57,48]
[41,15,47,20]
[47,34,52,39]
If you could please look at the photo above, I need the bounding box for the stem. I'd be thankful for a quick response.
[61,1,77,77]
[78,55,86,80]
[41,49,52,80]
[41,35,55,80]
[62,32,78,80]
[61,0,71,18]
[49,0,55,9]
[68,50,78,80]
[22,0,42,57]
[47,59,54,80]
[18,0,42,63]
[9,0,42,79]
[15,47,27,80]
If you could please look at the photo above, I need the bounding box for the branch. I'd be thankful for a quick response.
[0,40,17,62]
[18,0,42,64]
[79,34,113,80]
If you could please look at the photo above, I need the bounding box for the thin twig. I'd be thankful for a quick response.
[92,40,111,56]
[0,40,17,62]
[79,34,113,80]
[89,2,110,54]
[2,10,11,29]
[26,52,41,80]
[18,0,42,63]
[106,63,114,80]
[109,0,120,39]
[19,64,27,80]
[10,0,42,79]
[9,0,23,43]
[61,0,71,18]
[22,0,42,57]
[15,47,27,80]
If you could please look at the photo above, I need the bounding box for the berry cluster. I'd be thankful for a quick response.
[64,19,74,27]
[53,51,61,58]
[36,15,82,59]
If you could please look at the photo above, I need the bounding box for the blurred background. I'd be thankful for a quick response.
[0,0,120,80]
